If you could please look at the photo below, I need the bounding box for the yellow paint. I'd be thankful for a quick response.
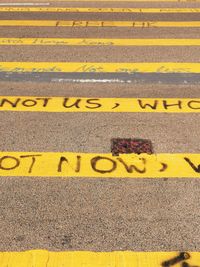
[0,152,199,178]
[22,0,200,1]
[1,7,200,13]
[0,251,200,267]
[5,0,200,1]
[55,0,200,1]
[0,62,199,73]
[0,20,200,27]
[1,38,200,46]
[0,96,200,113]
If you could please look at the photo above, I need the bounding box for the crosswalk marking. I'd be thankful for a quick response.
[0,152,199,178]
[0,3,50,5]
[0,0,200,258]
[0,96,199,113]
[0,62,199,74]
[1,38,200,46]
[18,0,200,2]
[0,251,199,267]
[0,20,200,27]
[1,7,200,12]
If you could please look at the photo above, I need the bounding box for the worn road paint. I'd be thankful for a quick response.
[0,3,50,5]
[1,20,200,27]
[1,38,200,46]
[15,0,200,1]
[1,7,200,12]
[0,251,200,267]
[1,73,200,84]
[0,62,200,74]
[0,152,200,178]
[50,78,129,83]
[0,96,200,113]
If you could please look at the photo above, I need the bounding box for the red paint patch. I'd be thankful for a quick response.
[111,138,153,156]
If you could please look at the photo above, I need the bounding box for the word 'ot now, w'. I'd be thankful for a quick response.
[0,152,199,178]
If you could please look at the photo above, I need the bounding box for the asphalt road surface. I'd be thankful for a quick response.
[0,0,200,266]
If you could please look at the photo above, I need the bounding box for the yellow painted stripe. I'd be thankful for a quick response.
[3,0,200,1]
[1,7,200,12]
[0,152,199,178]
[0,20,200,27]
[1,38,200,46]
[0,97,200,113]
[12,0,200,1]
[0,251,200,267]
[0,62,199,73]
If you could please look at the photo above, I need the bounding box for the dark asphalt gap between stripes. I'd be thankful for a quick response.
[1,72,200,84]
[1,13,200,21]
